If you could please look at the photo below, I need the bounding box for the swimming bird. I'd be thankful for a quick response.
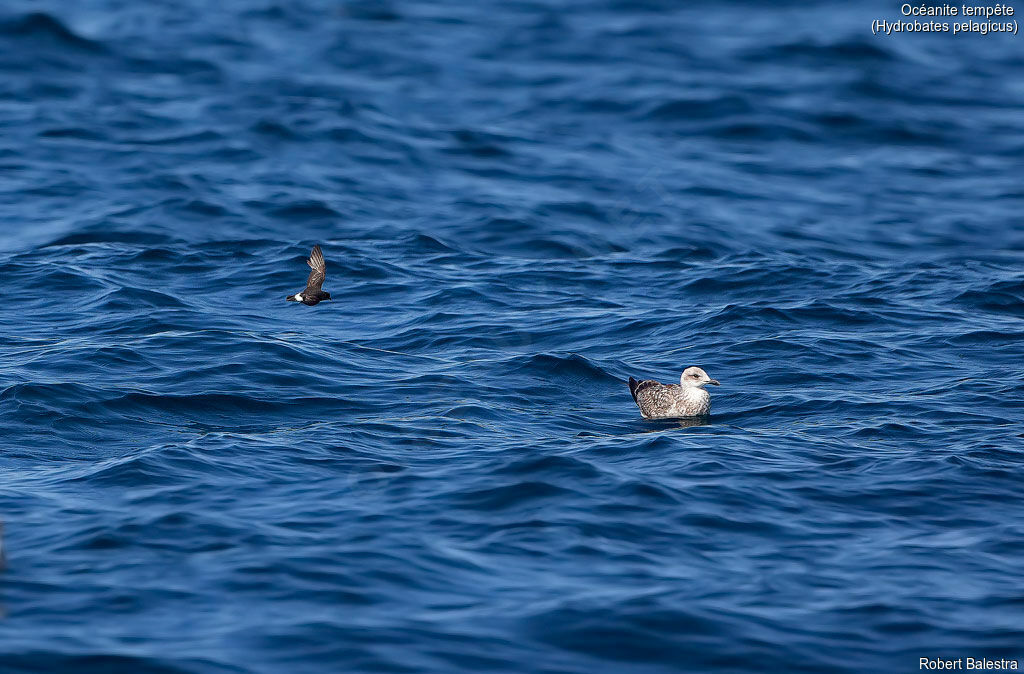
[628,366,720,419]
[286,244,331,306]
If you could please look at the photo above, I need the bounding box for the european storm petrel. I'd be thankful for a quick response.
[286,244,331,306]
[628,366,720,419]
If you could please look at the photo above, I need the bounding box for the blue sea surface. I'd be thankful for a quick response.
[1,1,1023,672]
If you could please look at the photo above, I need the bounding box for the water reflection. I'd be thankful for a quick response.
[642,416,711,431]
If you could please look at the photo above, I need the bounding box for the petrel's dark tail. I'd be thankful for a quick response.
[628,376,640,402]
[286,295,297,301]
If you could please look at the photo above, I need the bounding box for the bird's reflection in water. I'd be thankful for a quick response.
[641,416,710,432]
[577,417,711,439]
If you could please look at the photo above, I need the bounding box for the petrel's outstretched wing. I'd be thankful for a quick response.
[304,244,326,292]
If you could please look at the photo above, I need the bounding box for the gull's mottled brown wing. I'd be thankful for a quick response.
[628,376,659,403]
[304,244,326,292]
[628,377,677,419]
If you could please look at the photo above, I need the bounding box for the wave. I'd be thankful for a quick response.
[0,12,106,53]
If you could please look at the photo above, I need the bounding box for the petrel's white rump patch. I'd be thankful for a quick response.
[294,293,303,302]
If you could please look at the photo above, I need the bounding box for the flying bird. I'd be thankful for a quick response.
[286,244,331,306]
[628,366,720,419]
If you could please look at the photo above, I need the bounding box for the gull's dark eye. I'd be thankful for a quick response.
[691,373,700,378]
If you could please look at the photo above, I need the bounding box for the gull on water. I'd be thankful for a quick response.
[628,366,720,419]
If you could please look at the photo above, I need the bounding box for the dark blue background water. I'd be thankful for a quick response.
[1,1,1022,672]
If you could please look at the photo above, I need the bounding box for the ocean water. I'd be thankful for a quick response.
[1,1,1023,672]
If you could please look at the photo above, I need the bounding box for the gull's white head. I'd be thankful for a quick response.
[680,366,720,389]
